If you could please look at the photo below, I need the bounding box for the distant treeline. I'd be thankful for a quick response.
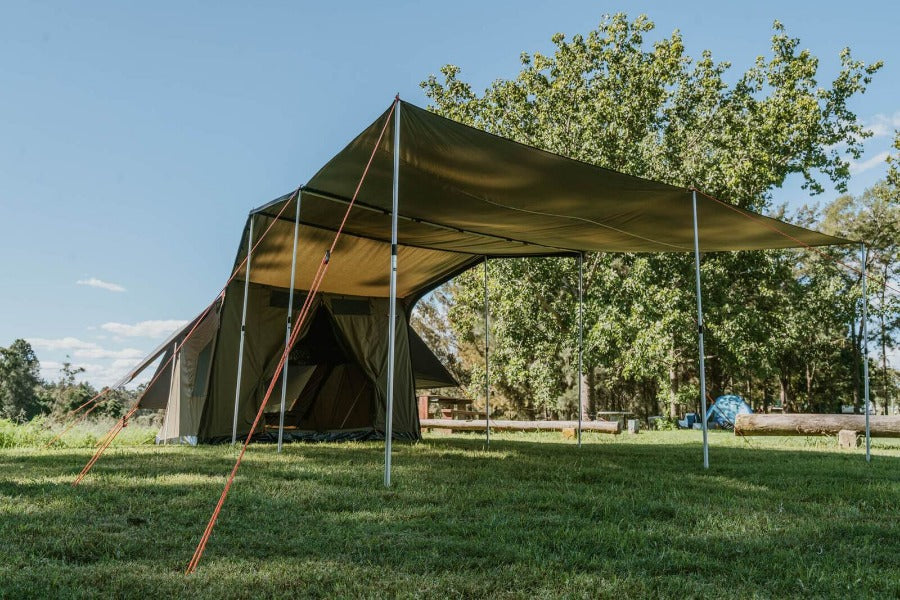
[0,340,142,422]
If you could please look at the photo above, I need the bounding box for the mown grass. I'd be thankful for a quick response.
[1,429,898,599]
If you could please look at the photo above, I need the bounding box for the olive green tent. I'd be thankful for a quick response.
[139,287,456,443]
[128,99,851,451]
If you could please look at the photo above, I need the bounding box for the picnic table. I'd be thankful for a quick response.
[418,395,487,420]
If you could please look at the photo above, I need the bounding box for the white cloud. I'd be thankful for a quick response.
[76,277,126,293]
[31,337,158,388]
[72,347,145,360]
[101,319,187,338]
[39,357,151,388]
[865,112,900,138]
[30,336,98,351]
[849,151,890,175]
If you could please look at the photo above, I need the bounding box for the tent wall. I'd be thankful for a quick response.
[324,296,418,436]
[199,282,422,441]
[157,304,220,443]
[139,345,175,411]
[408,327,457,389]
[201,281,295,440]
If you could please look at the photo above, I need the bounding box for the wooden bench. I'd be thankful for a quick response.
[734,413,900,449]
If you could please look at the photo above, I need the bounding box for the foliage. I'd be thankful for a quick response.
[0,416,157,449]
[37,361,136,420]
[0,339,42,421]
[0,340,143,425]
[888,131,900,189]
[415,14,896,419]
[653,416,678,431]
[0,432,897,598]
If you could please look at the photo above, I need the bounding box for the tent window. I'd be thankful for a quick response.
[269,290,307,309]
[191,341,214,398]
[331,299,370,315]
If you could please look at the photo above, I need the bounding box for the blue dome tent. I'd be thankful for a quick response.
[706,395,753,429]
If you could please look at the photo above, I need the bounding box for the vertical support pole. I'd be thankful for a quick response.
[277,193,302,452]
[691,190,710,469]
[861,243,871,462]
[384,97,400,488]
[231,217,253,444]
[484,257,490,446]
[577,252,584,447]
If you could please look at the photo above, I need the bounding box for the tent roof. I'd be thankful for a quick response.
[243,100,850,298]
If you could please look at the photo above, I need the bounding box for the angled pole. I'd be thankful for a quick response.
[231,217,253,444]
[577,252,584,447]
[278,194,302,452]
[384,97,400,488]
[861,243,871,462]
[484,257,490,446]
[691,190,710,469]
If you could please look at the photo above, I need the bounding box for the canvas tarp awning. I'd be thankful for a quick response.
[242,100,850,300]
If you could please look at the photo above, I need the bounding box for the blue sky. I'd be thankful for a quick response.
[1,1,897,386]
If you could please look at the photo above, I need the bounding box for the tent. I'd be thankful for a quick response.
[706,395,753,429]
[136,290,456,443]
[120,99,856,457]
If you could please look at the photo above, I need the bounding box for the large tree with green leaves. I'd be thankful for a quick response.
[0,339,43,421]
[415,14,885,418]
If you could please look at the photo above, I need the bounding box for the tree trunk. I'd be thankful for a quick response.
[851,323,861,414]
[805,364,813,402]
[668,352,679,419]
[881,262,890,415]
[779,375,791,412]
[579,369,592,421]
[587,367,596,418]
[421,418,621,433]
[734,413,900,437]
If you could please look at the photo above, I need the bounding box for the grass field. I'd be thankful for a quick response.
[1,428,898,599]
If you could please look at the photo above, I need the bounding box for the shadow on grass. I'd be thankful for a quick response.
[1,435,898,598]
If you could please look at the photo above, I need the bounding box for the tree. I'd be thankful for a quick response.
[417,14,883,418]
[39,361,97,418]
[819,183,900,413]
[0,339,43,421]
[888,131,900,191]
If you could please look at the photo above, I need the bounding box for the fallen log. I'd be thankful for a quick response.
[420,419,620,434]
[734,414,900,438]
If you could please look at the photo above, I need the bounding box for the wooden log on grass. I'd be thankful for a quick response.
[420,419,620,434]
[734,414,900,438]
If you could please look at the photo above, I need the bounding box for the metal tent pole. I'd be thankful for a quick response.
[577,252,584,447]
[691,190,710,469]
[277,194,302,452]
[861,243,871,462]
[484,257,490,446]
[384,97,400,488]
[231,218,253,445]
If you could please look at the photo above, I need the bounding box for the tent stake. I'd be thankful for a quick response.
[577,252,584,447]
[384,97,400,488]
[231,218,253,444]
[691,190,710,469]
[484,257,490,446]
[861,243,871,462]
[278,194,302,452]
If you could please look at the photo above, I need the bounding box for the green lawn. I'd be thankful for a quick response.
[1,429,898,599]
